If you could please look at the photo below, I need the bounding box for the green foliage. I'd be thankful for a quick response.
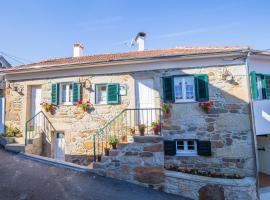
[109,137,119,145]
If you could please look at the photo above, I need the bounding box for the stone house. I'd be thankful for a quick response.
[2,36,270,199]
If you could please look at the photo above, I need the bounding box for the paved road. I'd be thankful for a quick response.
[0,148,188,200]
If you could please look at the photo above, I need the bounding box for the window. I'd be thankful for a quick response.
[163,75,209,103]
[174,76,195,102]
[60,83,73,105]
[251,71,270,100]
[176,140,197,156]
[96,84,107,104]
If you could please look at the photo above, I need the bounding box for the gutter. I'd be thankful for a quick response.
[1,49,249,75]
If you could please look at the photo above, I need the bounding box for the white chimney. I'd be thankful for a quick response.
[73,43,84,57]
[135,32,146,51]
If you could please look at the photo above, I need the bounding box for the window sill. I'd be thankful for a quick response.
[60,103,74,106]
[176,153,198,157]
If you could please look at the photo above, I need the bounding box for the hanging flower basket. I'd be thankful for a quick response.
[198,101,213,113]
[76,100,92,112]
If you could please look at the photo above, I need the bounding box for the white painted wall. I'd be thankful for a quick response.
[249,56,270,135]
[257,135,270,174]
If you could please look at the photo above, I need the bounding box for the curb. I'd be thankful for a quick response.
[19,153,94,174]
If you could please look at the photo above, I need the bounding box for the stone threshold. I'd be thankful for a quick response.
[165,170,256,187]
[19,153,94,174]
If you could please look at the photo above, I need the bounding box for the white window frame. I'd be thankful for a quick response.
[59,82,73,105]
[95,84,107,105]
[174,76,195,103]
[176,140,197,156]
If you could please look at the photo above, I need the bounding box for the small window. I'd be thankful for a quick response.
[60,83,73,105]
[96,84,107,104]
[176,140,197,156]
[174,76,195,102]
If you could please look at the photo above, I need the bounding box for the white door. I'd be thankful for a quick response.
[135,79,155,126]
[0,96,4,133]
[31,87,42,126]
[55,132,65,161]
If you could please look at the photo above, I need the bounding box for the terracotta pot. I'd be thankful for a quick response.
[82,107,87,112]
[204,107,211,113]
[112,143,117,149]
[153,128,159,135]
[45,108,50,112]
[104,148,110,156]
[139,130,145,136]
[122,136,128,143]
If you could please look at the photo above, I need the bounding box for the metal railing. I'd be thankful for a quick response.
[93,108,162,161]
[25,111,56,146]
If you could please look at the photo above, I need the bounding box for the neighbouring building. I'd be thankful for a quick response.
[1,34,270,199]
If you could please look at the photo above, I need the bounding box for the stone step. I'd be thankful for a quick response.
[109,149,120,157]
[5,143,25,153]
[101,155,110,162]
[14,137,24,144]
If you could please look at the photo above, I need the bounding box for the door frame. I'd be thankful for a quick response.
[135,77,155,109]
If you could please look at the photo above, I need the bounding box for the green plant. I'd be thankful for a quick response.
[1,132,14,138]
[5,126,21,137]
[40,102,56,112]
[77,100,92,112]
[151,121,161,135]
[161,103,172,113]
[109,137,119,145]
[138,124,146,135]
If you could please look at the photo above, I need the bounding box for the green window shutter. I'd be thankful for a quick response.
[250,71,258,100]
[107,83,119,104]
[197,141,212,156]
[195,74,209,102]
[163,77,174,102]
[164,140,176,156]
[264,75,270,99]
[51,83,60,105]
[72,82,81,104]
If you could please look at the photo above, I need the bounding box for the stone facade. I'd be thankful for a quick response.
[4,64,256,177]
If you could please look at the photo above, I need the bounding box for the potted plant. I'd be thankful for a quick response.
[151,121,161,135]
[198,101,213,113]
[121,135,128,143]
[161,102,172,115]
[138,124,146,136]
[77,100,92,112]
[97,155,102,162]
[109,137,119,149]
[104,147,110,156]
[40,102,56,113]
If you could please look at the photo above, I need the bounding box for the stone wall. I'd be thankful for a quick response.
[93,136,165,190]
[4,64,256,175]
[161,65,256,177]
[164,170,257,200]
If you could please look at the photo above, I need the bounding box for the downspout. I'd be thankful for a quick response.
[245,50,260,199]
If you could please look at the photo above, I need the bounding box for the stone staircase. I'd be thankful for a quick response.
[91,135,165,189]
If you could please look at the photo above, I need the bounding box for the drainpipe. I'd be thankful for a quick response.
[245,50,260,199]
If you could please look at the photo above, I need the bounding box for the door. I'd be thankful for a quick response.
[31,86,42,126]
[135,79,155,126]
[55,132,65,161]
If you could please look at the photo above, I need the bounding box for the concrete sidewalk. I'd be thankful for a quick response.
[0,148,189,200]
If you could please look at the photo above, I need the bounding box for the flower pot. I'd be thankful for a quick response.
[153,128,159,135]
[122,136,128,143]
[204,107,211,113]
[112,143,117,149]
[82,107,87,112]
[139,130,145,136]
[104,148,110,156]
[45,108,50,112]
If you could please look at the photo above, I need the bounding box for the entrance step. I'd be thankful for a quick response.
[5,143,25,153]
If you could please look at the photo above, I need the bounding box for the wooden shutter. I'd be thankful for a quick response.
[197,141,212,156]
[264,75,270,99]
[72,82,81,104]
[195,74,209,102]
[107,83,119,104]
[164,140,176,156]
[163,77,174,102]
[51,83,59,105]
[250,71,258,100]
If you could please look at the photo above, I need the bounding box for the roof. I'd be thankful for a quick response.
[4,46,249,72]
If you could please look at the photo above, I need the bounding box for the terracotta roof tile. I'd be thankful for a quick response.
[5,46,249,71]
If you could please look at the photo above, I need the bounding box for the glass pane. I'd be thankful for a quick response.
[97,85,107,104]
[185,77,194,99]
[61,85,66,103]
[187,141,195,150]
[174,78,183,100]
[69,84,73,102]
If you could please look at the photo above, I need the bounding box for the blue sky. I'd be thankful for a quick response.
[0,0,270,65]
